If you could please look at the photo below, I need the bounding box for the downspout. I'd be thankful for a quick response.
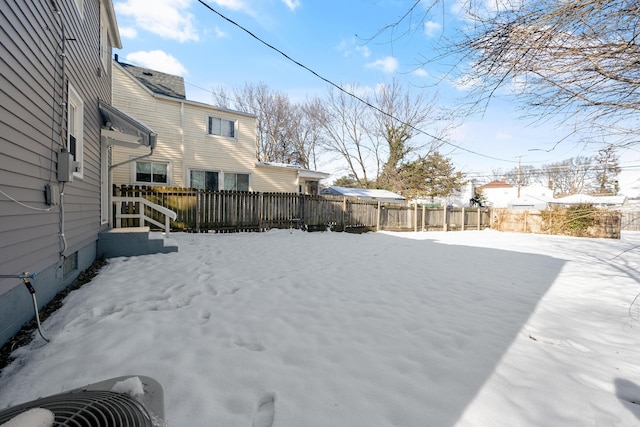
[109,146,154,170]
[181,101,185,187]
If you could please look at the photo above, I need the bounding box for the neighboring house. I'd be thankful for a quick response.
[320,186,406,204]
[111,60,329,194]
[507,183,554,210]
[481,180,555,209]
[479,179,516,208]
[255,162,330,195]
[549,194,627,208]
[0,0,154,346]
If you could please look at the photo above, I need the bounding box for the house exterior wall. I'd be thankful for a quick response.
[111,62,259,189]
[482,187,517,208]
[111,63,329,194]
[0,0,116,346]
[252,166,299,193]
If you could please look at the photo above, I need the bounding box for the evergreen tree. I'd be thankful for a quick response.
[398,152,466,201]
[594,146,621,194]
[333,175,359,188]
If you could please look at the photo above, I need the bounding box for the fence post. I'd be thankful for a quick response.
[461,207,465,231]
[195,190,201,231]
[116,200,122,228]
[414,203,418,232]
[342,197,347,228]
[138,199,145,228]
[377,201,381,232]
[422,205,426,231]
[477,208,481,230]
[443,205,448,232]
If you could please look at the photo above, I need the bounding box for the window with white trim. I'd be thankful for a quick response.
[223,173,249,191]
[67,84,83,179]
[135,161,168,185]
[99,2,109,71]
[207,116,235,138]
[190,170,219,191]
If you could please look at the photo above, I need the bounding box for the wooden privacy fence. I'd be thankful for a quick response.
[492,208,622,238]
[114,186,492,233]
[621,210,640,231]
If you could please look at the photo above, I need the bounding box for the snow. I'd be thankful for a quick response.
[0,408,54,427]
[111,376,145,397]
[1,229,640,426]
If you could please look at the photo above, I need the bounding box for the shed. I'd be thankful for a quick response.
[320,186,405,204]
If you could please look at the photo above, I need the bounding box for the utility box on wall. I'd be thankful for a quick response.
[57,148,79,182]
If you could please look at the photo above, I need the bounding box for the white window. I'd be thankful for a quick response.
[74,0,83,15]
[190,170,219,191]
[67,84,83,179]
[207,116,235,138]
[99,2,109,71]
[135,161,169,185]
[223,172,249,191]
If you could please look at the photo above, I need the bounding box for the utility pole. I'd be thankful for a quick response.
[515,155,524,198]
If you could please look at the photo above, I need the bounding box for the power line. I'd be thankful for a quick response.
[194,0,520,165]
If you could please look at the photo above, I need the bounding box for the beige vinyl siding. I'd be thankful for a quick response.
[252,166,299,193]
[112,63,258,188]
[182,107,256,188]
[1,0,112,295]
[111,64,181,185]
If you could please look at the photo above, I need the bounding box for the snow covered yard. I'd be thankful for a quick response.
[1,229,640,426]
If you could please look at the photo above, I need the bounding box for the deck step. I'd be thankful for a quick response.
[98,228,178,258]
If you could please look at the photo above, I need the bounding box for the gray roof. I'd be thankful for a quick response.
[321,186,405,201]
[118,62,186,99]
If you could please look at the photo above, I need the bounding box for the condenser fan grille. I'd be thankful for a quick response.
[0,390,154,427]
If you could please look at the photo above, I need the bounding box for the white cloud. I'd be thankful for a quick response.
[452,74,482,91]
[424,20,442,38]
[125,50,189,76]
[356,45,371,59]
[118,26,137,39]
[214,26,228,38]
[210,0,247,10]
[282,0,300,11]
[413,68,428,77]
[366,56,399,73]
[337,38,371,59]
[115,0,198,43]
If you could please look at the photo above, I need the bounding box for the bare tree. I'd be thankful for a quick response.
[211,82,316,168]
[450,0,640,143]
[504,164,538,187]
[315,85,375,187]
[594,145,621,194]
[542,156,596,196]
[373,78,447,193]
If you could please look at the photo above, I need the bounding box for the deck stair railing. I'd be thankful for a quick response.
[112,196,177,235]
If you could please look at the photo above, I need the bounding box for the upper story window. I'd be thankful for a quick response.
[135,161,168,185]
[207,116,235,138]
[67,84,84,179]
[99,2,109,71]
[74,0,83,15]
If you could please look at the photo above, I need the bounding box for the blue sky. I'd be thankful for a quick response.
[113,0,640,194]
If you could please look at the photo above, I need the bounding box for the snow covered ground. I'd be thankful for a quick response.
[1,229,640,426]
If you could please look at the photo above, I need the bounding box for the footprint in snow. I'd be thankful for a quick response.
[252,393,276,427]
[234,339,265,352]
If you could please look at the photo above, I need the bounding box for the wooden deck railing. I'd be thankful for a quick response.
[112,196,177,235]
